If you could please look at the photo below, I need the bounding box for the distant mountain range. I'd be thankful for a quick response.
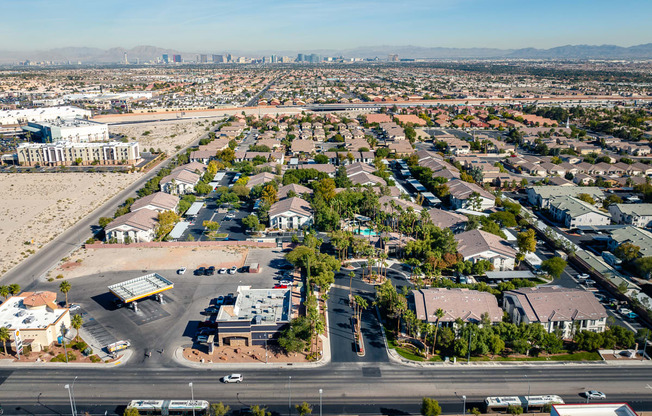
[1,43,651,64]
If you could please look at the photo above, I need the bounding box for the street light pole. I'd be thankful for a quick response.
[64,384,74,416]
[319,389,323,416]
[462,395,466,415]
[189,382,195,416]
[524,375,531,413]
[466,328,472,364]
[71,376,78,416]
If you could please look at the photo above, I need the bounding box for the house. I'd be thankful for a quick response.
[172,161,207,176]
[526,186,604,209]
[189,149,216,164]
[503,286,607,338]
[609,203,652,228]
[245,172,277,190]
[290,140,315,155]
[269,197,313,230]
[549,196,611,228]
[606,226,652,258]
[455,229,516,271]
[159,169,200,195]
[412,288,503,326]
[105,208,158,243]
[0,291,71,352]
[447,179,495,211]
[364,113,392,124]
[277,183,313,200]
[427,208,468,233]
[131,192,179,213]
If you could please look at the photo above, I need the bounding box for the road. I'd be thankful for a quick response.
[1,365,652,415]
[245,78,280,107]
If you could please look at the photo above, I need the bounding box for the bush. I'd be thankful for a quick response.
[72,341,88,351]
[90,354,102,363]
[51,352,76,362]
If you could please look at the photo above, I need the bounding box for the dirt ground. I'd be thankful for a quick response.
[53,245,249,279]
[110,119,218,155]
[0,172,143,275]
[183,338,323,364]
[5,342,114,364]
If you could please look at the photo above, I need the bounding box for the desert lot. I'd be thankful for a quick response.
[109,119,214,155]
[0,172,142,275]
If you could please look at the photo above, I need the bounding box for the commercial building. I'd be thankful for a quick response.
[215,286,292,346]
[108,273,174,304]
[173,54,182,63]
[609,203,652,228]
[22,119,109,143]
[503,286,607,338]
[16,141,140,166]
[0,106,90,125]
[550,403,637,416]
[0,291,71,352]
[412,288,503,326]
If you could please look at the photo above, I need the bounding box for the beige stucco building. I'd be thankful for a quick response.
[17,140,140,166]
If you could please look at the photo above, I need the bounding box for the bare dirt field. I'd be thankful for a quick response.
[0,172,143,275]
[182,337,323,364]
[110,119,211,155]
[53,245,249,279]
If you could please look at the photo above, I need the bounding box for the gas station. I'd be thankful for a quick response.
[108,273,174,312]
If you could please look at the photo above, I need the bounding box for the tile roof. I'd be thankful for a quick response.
[269,197,313,218]
[505,286,607,323]
[106,208,158,232]
[413,288,503,324]
[131,192,179,212]
[455,229,516,259]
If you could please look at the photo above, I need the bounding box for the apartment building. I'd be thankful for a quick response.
[23,119,108,143]
[16,141,140,166]
[609,203,652,228]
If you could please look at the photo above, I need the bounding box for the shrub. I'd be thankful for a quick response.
[89,355,102,363]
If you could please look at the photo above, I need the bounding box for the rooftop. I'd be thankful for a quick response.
[216,285,291,324]
[412,288,503,324]
[0,292,67,331]
[108,273,174,303]
[551,403,637,416]
[505,285,607,323]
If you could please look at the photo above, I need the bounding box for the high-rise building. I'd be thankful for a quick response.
[200,54,208,63]
[226,53,232,62]
[211,54,223,63]
[297,53,305,62]
[173,54,182,63]
[388,54,399,62]
[309,53,320,63]
[123,52,128,64]
[162,54,169,63]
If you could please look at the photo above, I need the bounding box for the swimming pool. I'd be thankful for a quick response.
[355,228,378,236]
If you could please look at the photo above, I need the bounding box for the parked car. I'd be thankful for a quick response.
[229,266,237,275]
[219,268,227,274]
[206,266,216,276]
[177,267,187,275]
[215,296,225,305]
[279,280,292,286]
[584,390,606,400]
[197,334,210,343]
[194,267,206,276]
[68,304,81,311]
[274,284,288,289]
[204,306,220,314]
[577,273,589,280]
[221,374,243,383]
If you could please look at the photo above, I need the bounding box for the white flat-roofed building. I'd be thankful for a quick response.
[0,291,71,352]
[23,118,108,143]
[17,140,140,166]
[0,106,90,125]
[551,403,637,416]
[609,203,652,228]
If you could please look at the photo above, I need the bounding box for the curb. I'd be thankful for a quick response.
[0,349,131,369]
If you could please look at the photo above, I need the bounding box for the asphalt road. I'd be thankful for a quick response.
[1,364,652,415]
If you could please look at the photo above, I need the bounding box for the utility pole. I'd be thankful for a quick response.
[462,395,466,415]
[189,382,195,416]
[64,385,74,416]
[71,376,78,416]
[319,389,323,416]
[642,329,649,361]
[524,375,531,413]
[466,328,472,364]
[288,376,292,416]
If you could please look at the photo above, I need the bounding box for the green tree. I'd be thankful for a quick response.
[0,286,9,301]
[250,405,271,416]
[157,210,180,239]
[203,220,220,231]
[71,314,83,341]
[516,229,537,264]
[0,327,10,356]
[261,183,278,205]
[211,402,230,416]
[420,398,441,416]
[59,280,71,307]
[634,256,652,279]
[8,284,20,296]
[295,402,313,416]
[507,404,524,415]
[577,193,595,205]
[124,407,140,416]
[242,214,263,232]
[541,257,567,279]
[614,242,640,262]
[98,217,113,228]
[195,182,213,195]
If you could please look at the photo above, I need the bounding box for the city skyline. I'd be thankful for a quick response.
[3,0,651,52]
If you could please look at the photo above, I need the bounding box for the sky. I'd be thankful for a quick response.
[2,0,651,52]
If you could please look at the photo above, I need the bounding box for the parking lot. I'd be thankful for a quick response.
[45,246,292,365]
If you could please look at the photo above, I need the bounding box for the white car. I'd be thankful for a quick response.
[177,267,187,275]
[222,374,243,383]
[219,268,227,274]
[68,304,81,311]
[576,273,589,280]
[228,266,237,275]
[584,390,606,400]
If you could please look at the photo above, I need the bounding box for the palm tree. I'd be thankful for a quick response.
[0,327,10,356]
[71,314,83,342]
[0,286,9,302]
[8,284,20,296]
[59,280,71,307]
[432,308,444,355]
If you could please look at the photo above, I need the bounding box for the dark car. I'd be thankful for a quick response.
[194,267,206,276]
[205,266,216,275]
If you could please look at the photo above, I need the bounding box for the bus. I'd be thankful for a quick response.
[485,395,564,413]
[106,340,130,353]
[127,400,210,416]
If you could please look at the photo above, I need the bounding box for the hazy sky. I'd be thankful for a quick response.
[3,0,651,51]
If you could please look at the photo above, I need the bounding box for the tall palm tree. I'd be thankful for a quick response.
[432,308,445,354]
[59,281,72,307]
[0,327,10,356]
[71,314,83,342]
[0,286,9,302]
[8,284,20,296]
